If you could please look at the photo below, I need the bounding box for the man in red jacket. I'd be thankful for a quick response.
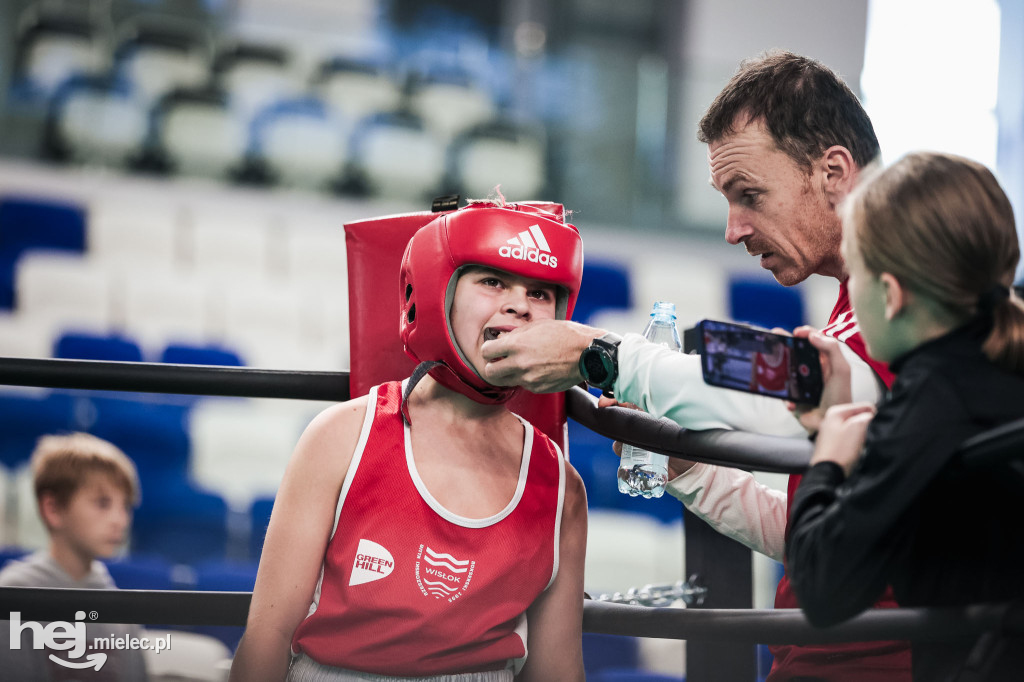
[481,50,911,681]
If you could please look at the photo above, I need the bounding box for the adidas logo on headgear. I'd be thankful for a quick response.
[498,224,558,268]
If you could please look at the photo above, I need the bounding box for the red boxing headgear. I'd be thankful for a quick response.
[400,202,584,404]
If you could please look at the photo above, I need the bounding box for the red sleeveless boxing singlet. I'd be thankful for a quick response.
[290,380,565,676]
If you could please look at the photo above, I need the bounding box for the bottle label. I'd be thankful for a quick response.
[629,448,653,465]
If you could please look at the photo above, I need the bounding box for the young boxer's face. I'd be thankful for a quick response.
[450,266,558,374]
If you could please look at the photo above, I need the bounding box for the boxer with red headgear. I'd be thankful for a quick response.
[233,202,588,682]
[399,201,584,407]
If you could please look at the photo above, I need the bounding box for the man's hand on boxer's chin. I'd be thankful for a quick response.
[481,319,605,394]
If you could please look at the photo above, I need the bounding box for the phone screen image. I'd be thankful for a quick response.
[697,319,823,404]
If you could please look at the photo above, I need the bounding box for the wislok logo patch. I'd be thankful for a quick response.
[498,224,558,268]
[414,545,476,602]
[349,538,395,586]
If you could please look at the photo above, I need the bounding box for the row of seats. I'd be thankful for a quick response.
[0,192,351,302]
[45,77,547,200]
[14,6,546,199]
[7,255,349,369]
[0,191,646,369]
[0,389,314,532]
[15,6,498,136]
[0,191,352,368]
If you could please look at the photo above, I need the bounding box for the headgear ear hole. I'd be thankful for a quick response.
[407,304,416,323]
[405,284,413,301]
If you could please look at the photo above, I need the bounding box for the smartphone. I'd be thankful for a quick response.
[692,319,823,405]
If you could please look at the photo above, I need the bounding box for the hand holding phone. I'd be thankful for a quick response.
[788,326,855,432]
[691,319,823,405]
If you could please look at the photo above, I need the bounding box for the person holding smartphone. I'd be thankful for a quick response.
[786,152,1024,681]
[481,50,913,681]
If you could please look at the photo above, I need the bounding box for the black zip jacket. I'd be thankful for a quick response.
[787,314,1024,681]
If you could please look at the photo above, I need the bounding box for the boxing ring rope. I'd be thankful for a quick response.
[565,384,812,473]
[0,356,350,402]
[0,586,1020,645]
[0,357,810,472]
[1,356,1021,656]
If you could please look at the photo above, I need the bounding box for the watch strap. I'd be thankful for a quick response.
[579,333,620,393]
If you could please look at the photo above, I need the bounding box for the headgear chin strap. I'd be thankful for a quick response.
[399,202,584,405]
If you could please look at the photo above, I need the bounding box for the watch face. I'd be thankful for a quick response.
[583,347,610,386]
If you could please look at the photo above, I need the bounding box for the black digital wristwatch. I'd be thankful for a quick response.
[578,334,621,396]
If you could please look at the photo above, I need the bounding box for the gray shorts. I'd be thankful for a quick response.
[286,654,515,682]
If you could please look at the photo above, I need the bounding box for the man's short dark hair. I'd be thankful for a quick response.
[698,50,880,170]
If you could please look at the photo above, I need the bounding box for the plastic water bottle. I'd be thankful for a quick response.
[617,301,682,499]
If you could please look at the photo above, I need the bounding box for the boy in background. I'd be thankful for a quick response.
[0,432,149,681]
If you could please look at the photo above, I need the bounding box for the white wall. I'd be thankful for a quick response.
[997,0,1024,282]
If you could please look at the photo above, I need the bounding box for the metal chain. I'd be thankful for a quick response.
[589,575,708,607]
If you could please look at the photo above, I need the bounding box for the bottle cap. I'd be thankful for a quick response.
[651,300,676,320]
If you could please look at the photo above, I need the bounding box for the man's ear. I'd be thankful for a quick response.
[820,145,857,206]
[880,272,907,321]
[39,493,64,530]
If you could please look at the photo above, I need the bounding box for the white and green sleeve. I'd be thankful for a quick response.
[611,332,883,561]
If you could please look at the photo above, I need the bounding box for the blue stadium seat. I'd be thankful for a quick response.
[112,17,210,109]
[105,555,178,590]
[160,343,244,367]
[407,66,496,144]
[0,196,87,254]
[192,560,259,651]
[250,96,347,191]
[147,86,248,180]
[313,57,402,137]
[728,275,805,331]
[86,396,191,482]
[54,331,144,363]
[583,633,640,677]
[0,196,86,309]
[45,74,149,168]
[758,643,774,682]
[11,10,106,101]
[130,478,229,565]
[448,118,548,200]
[213,41,296,124]
[569,420,682,523]
[0,392,76,470]
[573,260,633,326]
[193,559,258,592]
[346,110,446,200]
[0,259,16,313]
[569,419,619,509]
